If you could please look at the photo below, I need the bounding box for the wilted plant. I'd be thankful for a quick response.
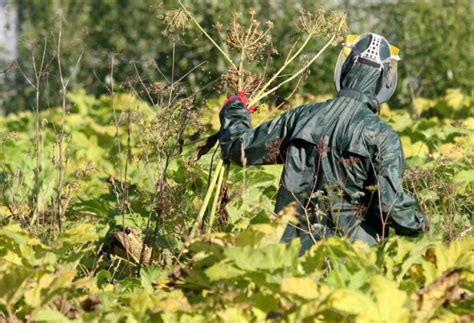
[122,52,205,267]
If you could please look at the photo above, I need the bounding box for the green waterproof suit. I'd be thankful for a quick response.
[219,62,428,251]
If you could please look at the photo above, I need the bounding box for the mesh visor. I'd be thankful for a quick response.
[334,34,400,104]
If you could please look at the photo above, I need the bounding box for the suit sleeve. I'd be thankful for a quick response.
[219,98,300,166]
[374,131,429,235]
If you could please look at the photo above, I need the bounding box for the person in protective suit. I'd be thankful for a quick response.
[219,33,429,253]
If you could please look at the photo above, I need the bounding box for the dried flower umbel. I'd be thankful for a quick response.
[149,81,188,104]
[216,9,276,61]
[294,8,348,43]
[140,96,200,151]
[211,8,279,93]
[159,9,190,41]
[294,7,328,35]
[219,68,263,100]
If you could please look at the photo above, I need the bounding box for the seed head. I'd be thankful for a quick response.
[294,8,327,34]
[224,10,275,61]
[159,9,190,41]
[219,68,263,99]
[213,21,223,32]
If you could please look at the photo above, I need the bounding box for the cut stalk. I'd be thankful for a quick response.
[249,17,345,107]
[249,33,336,106]
[190,159,224,238]
[206,164,225,232]
[249,33,313,105]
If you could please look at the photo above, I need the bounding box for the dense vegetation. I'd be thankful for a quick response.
[0,0,473,321]
[1,89,473,321]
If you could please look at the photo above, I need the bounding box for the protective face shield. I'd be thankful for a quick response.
[334,33,400,103]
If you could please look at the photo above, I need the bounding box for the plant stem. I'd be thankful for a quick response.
[168,42,176,106]
[119,107,132,224]
[238,21,254,89]
[249,32,313,105]
[206,163,225,232]
[56,22,66,232]
[249,33,336,106]
[30,38,48,227]
[178,0,237,69]
[191,158,224,238]
[54,21,83,232]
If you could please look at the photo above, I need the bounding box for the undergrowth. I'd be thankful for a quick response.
[0,89,473,321]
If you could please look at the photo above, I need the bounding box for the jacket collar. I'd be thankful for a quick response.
[337,88,380,113]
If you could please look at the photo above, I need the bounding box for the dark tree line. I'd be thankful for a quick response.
[0,0,472,115]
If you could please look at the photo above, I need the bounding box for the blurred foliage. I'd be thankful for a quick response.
[353,0,474,106]
[1,0,472,114]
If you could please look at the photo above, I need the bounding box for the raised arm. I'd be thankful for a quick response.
[219,97,300,166]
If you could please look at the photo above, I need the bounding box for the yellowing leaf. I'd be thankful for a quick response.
[413,97,436,116]
[280,277,319,300]
[205,262,244,281]
[218,307,250,322]
[371,276,411,323]
[224,244,298,271]
[379,103,391,117]
[445,88,468,110]
[0,206,11,216]
[423,239,474,285]
[400,136,429,158]
[155,294,191,312]
[50,269,77,290]
[328,289,378,322]
[24,274,55,307]
[414,269,463,323]
[0,263,30,306]
[453,170,474,183]
[438,143,464,159]
[389,113,413,132]
[56,223,99,246]
[30,308,69,322]
[128,291,156,315]
[463,117,474,130]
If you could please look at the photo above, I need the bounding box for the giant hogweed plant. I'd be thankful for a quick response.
[162,2,348,243]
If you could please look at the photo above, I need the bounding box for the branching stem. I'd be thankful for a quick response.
[249,32,313,105]
[178,0,237,69]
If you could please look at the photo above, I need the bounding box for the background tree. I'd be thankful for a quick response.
[0,0,472,114]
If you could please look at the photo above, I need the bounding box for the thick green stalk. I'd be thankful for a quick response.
[206,164,226,232]
[190,159,224,238]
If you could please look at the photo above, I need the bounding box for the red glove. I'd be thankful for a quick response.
[223,88,257,113]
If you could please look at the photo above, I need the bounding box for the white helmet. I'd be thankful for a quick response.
[334,33,401,103]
